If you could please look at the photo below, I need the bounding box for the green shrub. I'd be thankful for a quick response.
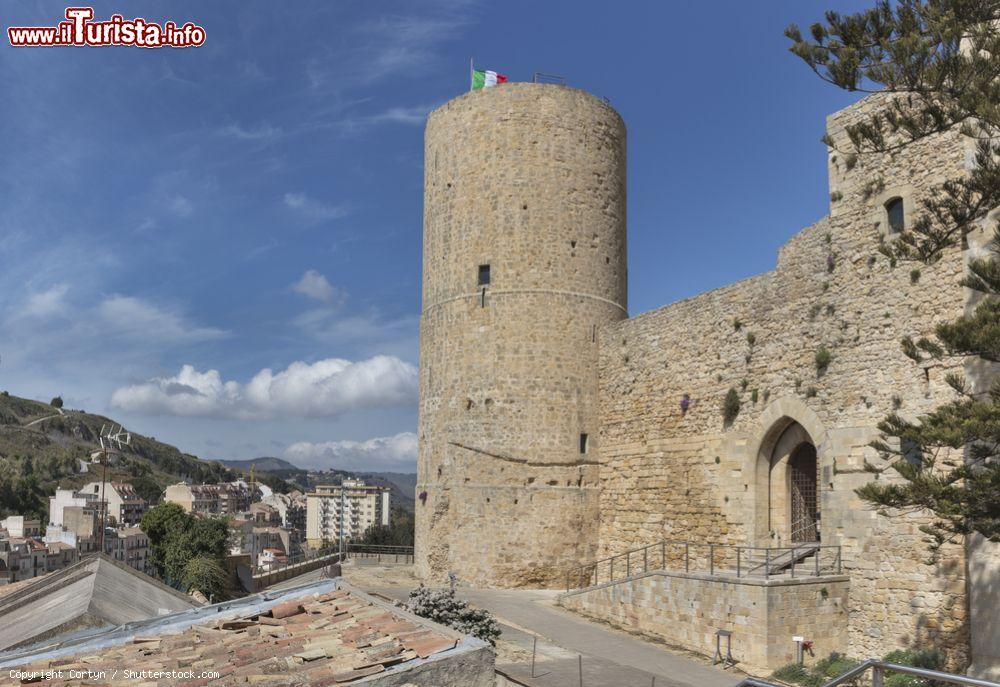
[882,649,945,687]
[723,388,741,424]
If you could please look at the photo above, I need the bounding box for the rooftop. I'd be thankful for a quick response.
[1,578,491,685]
[0,554,198,652]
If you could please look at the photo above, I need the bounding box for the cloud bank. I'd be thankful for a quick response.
[111,355,416,420]
[284,432,417,472]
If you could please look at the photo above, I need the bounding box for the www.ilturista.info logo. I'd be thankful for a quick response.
[7,7,206,48]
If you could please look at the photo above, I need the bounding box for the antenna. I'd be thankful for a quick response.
[96,424,132,552]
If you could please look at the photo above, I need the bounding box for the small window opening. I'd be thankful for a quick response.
[885,197,905,233]
[579,433,589,454]
[477,264,491,286]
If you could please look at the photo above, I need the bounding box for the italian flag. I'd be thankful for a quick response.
[472,68,507,90]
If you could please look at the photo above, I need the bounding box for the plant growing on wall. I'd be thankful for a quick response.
[788,0,1000,552]
[723,388,741,424]
[815,345,832,374]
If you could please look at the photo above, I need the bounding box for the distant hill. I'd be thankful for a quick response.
[0,391,236,523]
[217,456,305,475]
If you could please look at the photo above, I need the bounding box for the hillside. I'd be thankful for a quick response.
[217,456,303,474]
[0,391,235,523]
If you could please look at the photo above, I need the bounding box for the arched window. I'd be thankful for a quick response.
[885,197,905,233]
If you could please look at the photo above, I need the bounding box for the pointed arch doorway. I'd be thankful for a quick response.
[788,443,819,543]
[754,418,821,545]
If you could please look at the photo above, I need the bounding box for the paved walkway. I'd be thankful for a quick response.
[372,586,742,687]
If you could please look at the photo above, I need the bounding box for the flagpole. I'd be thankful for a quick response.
[469,57,474,91]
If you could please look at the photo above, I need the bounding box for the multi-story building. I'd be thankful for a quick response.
[305,479,390,549]
[102,526,150,574]
[228,519,297,566]
[0,516,41,538]
[261,492,307,532]
[81,482,147,525]
[0,534,78,584]
[165,481,258,516]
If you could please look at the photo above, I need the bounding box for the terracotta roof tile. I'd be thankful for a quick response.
[3,582,468,685]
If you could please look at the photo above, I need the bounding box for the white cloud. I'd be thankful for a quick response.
[283,192,349,222]
[168,195,194,217]
[284,432,417,471]
[98,295,227,343]
[110,355,417,420]
[22,284,69,318]
[218,123,283,141]
[292,269,345,306]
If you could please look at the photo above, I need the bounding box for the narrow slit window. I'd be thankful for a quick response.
[885,197,905,233]
[477,264,491,286]
[579,433,589,454]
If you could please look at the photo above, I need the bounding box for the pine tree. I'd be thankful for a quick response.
[787,1,1000,552]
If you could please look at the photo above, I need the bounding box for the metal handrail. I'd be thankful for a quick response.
[735,659,1000,687]
[564,539,842,592]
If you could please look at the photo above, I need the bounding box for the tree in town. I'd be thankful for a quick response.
[140,502,231,597]
[180,555,230,602]
[786,1,1000,551]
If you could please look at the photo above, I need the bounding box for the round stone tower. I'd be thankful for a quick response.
[416,83,627,588]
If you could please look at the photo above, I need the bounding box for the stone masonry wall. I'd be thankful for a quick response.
[560,571,850,676]
[416,84,627,587]
[596,94,980,666]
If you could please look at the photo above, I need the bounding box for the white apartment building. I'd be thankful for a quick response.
[305,479,390,548]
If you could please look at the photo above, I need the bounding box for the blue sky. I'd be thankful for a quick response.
[0,1,869,472]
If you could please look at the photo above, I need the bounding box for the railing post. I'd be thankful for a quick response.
[815,547,820,576]
[661,541,665,569]
[710,544,714,576]
[626,551,631,578]
[737,548,741,578]
[765,549,770,581]
[791,546,796,578]
[685,542,689,573]
[610,556,614,581]
[872,664,885,687]
[644,546,648,573]
[837,546,842,575]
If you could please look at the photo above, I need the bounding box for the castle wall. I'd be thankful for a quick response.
[560,570,850,675]
[416,83,627,587]
[596,95,980,666]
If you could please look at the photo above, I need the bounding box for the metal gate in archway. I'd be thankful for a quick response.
[789,443,819,542]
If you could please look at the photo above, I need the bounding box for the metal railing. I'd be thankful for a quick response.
[251,543,415,575]
[565,539,842,592]
[737,659,999,687]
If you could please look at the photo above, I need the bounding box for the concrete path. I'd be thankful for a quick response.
[372,585,742,687]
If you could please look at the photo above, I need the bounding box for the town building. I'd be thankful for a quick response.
[80,481,147,525]
[165,480,258,516]
[261,491,307,531]
[0,516,40,539]
[101,526,151,575]
[414,83,999,674]
[0,534,79,584]
[305,479,390,549]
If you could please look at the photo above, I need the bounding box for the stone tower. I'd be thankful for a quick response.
[416,83,627,587]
